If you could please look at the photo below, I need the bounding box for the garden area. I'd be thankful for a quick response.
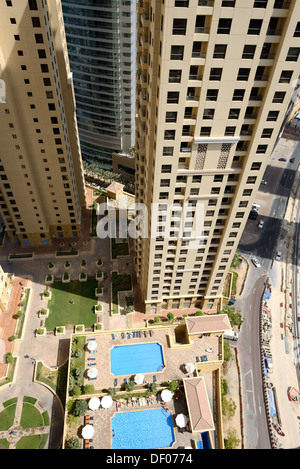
[0,396,49,449]
[45,280,98,331]
[110,272,132,315]
[111,238,129,259]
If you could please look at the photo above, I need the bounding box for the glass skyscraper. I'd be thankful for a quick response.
[61,0,136,170]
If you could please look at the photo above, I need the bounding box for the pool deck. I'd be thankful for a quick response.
[81,386,210,449]
[83,327,221,390]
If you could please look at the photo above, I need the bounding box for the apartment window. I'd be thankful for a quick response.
[164,130,175,140]
[192,175,202,183]
[6,1,12,6]
[209,68,223,81]
[272,91,286,103]
[14,34,20,41]
[17,50,24,56]
[29,0,38,9]
[165,111,177,123]
[170,45,184,60]
[294,22,300,37]
[40,64,49,73]
[35,34,44,43]
[248,19,263,35]
[167,91,179,103]
[237,68,250,81]
[253,0,268,7]
[228,108,240,119]
[200,126,211,136]
[213,44,227,59]
[159,192,169,200]
[217,18,232,34]
[242,45,256,59]
[38,49,46,58]
[172,18,187,35]
[161,165,172,173]
[203,109,215,120]
[168,70,182,83]
[206,89,219,101]
[251,162,262,170]
[10,18,16,24]
[43,78,51,86]
[256,145,268,154]
[222,0,235,5]
[31,17,41,27]
[286,47,300,62]
[163,147,174,156]
[175,0,189,5]
[261,128,273,138]
[232,89,245,101]
[225,126,236,136]
[267,110,279,121]
[192,42,203,58]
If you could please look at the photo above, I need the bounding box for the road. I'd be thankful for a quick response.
[235,265,270,449]
[237,137,300,448]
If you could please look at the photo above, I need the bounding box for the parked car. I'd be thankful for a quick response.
[261,179,267,185]
[279,158,287,162]
[290,158,295,163]
[258,220,264,229]
[249,211,258,220]
[276,251,282,261]
[252,257,261,268]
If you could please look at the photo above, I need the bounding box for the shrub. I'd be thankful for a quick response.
[5,353,13,364]
[167,312,174,321]
[66,437,81,450]
[9,335,16,342]
[43,290,50,297]
[73,399,88,417]
[84,384,95,394]
[40,308,47,315]
[81,260,87,266]
[17,310,23,318]
[64,272,69,280]
[154,316,160,323]
[195,310,204,316]
[108,387,117,397]
[125,381,135,392]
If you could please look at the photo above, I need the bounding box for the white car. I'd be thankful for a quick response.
[252,257,261,268]
[261,180,267,185]
[276,251,282,261]
[258,220,264,229]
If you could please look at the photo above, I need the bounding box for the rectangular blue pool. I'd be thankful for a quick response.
[112,409,175,449]
[110,342,164,376]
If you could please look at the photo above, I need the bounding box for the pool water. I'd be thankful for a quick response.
[110,342,164,376]
[112,408,175,449]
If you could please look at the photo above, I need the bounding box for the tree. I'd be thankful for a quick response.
[224,428,240,449]
[108,387,117,397]
[231,250,242,269]
[72,385,82,397]
[222,396,236,420]
[73,399,88,417]
[223,341,233,361]
[149,382,157,393]
[220,305,244,328]
[5,353,13,364]
[167,312,174,321]
[125,381,135,392]
[84,384,95,395]
[168,380,179,392]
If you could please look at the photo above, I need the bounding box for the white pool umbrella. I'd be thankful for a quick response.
[134,373,144,385]
[88,397,101,411]
[82,425,94,439]
[185,362,195,373]
[87,341,97,351]
[101,395,113,409]
[161,389,173,402]
[87,367,98,378]
[175,413,189,428]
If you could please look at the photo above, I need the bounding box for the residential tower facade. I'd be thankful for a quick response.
[135,0,300,313]
[0,0,86,246]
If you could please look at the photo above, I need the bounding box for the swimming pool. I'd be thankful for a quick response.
[112,408,175,449]
[110,342,164,376]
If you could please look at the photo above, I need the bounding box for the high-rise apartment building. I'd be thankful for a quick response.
[61,0,137,170]
[0,0,86,246]
[135,0,300,313]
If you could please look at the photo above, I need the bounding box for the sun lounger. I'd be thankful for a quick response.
[139,331,142,338]
[127,332,130,338]
[124,378,127,385]
[89,377,96,381]
[153,375,157,382]
[88,357,96,361]
[133,331,136,338]
[112,334,115,340]
[196,356,200,362]
[114,378,118,386]
[90,350,96,354]
[149,330,153,337]
[144,330,147,337]
[89,362,97,366]
[88,338,96,341]
[122,332,125,339]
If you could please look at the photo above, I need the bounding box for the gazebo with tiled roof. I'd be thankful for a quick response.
[183,377,215,433]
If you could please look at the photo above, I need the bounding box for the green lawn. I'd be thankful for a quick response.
[45,280,98,331]
[0,404,16,431]
[20,403,44,429]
